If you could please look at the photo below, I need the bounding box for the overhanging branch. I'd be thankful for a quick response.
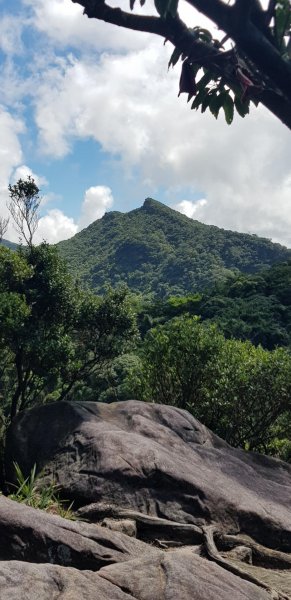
[71,0,291,130]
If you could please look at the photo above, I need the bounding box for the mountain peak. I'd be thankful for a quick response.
[58,199,290,297]
[142,198,169,212]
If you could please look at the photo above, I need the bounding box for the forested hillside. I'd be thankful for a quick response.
[143,260,291,350]
[0,239,17,251]
[57,198,291,296]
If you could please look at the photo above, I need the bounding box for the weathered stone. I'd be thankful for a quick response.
[0,561,134,600]
[0,496,155,570]
[102,517,137,537]
[6,400,291,553]
[226,545,253,564]
[0,546,272,600]
[98,550,272,600]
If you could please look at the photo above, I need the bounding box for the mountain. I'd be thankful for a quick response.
[57,198,291,296]
[0,239,18,251]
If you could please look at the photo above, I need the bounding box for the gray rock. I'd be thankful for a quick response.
[0,551,272,600]
[102,517,137,537]
[0,561,134,600]
[0,496,155,570]
[99,550,271,600]
[226,545,253,564]
[5,400,291,552]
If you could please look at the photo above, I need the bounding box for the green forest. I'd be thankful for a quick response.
[57,198,291,297]
[1,182,291,468]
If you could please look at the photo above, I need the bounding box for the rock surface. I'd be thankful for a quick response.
[0,499,272,600]
[4,400,291,598]
[6,400,291,549]
[0,495,153,570]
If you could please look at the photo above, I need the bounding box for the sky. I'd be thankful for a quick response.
[0,0,291,247]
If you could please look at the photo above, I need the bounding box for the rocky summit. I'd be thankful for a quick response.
[3,400,291,599]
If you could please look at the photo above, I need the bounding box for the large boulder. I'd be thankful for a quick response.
[0,498,273,600]
[6,400,291,550]
[4,400,291,598]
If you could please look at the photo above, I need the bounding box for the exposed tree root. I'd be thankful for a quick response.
[78,504,291,599]
[202,525,291,600]
[217,533,291,570]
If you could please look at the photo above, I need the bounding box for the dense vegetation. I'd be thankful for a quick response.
[1,185,291,467]
[0,243,136,423]
[136,259,291,350]
[128,316,291,458]
[57,199,291,297]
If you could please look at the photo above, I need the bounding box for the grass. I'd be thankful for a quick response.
[7,462,76,520]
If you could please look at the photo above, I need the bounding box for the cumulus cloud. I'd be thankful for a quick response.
[33,185,114,244]
[31,42,291,246]
[23,0,152,51]
[0,107,25,240]
[0,15,24,55]
[2,0,291,248]
[174,199,207,219]
[35,209,78,244]
[78,185,114,230]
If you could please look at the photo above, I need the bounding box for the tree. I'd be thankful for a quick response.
[72,0,291,129]
[8,177,40,247]
[132,315,291,454]
[0,217,9,243]
[0,244,137,422]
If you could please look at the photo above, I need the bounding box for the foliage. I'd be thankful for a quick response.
[7,462,75,519]
[131,315,291,455]
[0,244,137,422]
[72,0,291,130]
[58,198,290,298]
[198,260,291,349]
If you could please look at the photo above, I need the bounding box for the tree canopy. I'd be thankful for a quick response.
[72,0,291,129]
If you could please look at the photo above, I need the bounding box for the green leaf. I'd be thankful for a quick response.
[222,93,234,125]
[196,71,213,91]
[274,0,291,49]
[209,92,225,119]
[178,60,197,98]
[168,47,182,69]
[234,95,250,118]
[191,88,208,110]
[201,92,212,113]
[154,0,178,17]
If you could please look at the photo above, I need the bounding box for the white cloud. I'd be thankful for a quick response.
[31,42,291,246]
[78,185,114,230]
[0,107,24,240]
[35,208,78,244]
[174,199,207,219]
[1,0,291,248]
[34,185,114,243]
[23,0,152,51]
[0,15,24,55]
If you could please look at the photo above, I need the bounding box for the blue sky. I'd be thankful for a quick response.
[1,0,291,246]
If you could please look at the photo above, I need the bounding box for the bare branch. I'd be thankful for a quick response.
[0,216,9,243]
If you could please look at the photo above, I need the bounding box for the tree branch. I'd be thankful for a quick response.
[71,0,291,129]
